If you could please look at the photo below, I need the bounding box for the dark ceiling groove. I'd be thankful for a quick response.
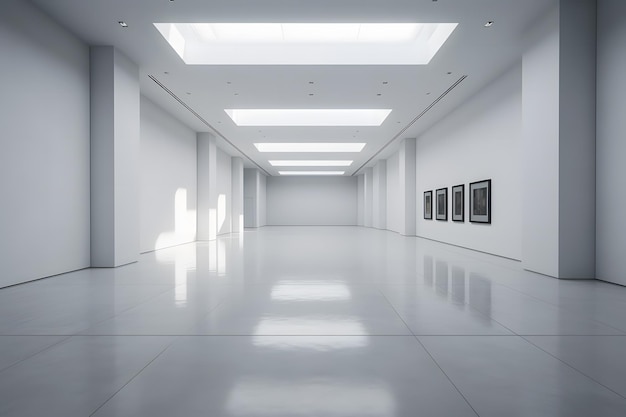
[352,75,468,176]
[148,75,271,176]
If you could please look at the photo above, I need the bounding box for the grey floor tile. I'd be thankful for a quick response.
[525,335,626,398]
[419,335,626,417]
[0,336,174,417]
[92,336,477,417]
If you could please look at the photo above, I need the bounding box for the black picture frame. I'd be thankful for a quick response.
[469,179,491,224]
[435,187,448,221]
[424,191,433,220]
[452,184,464,222]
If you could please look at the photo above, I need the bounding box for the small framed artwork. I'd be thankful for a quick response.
[424,191,433,220]
[469,179,491,223]
[435,187,448,221]
[452,184,464,222]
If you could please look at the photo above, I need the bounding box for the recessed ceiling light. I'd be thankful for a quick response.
[279,171,346,176]
[382,81,388,85]
[186,92,191,95]
[447,71,452,75]
[269,160,353,167]
[255,143,366,153]
[234,93,239,96]
[154,23,458,65]
[426,92,431,95]
[164,71,169,74]
[308,93,314,96]
[225,109,391,126]
[485,21,494,27]
[309,81,315,84]
[377,93,382,96]
[119,21,128,28]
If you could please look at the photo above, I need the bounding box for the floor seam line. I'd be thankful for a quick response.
[519,335,626,401]
[88,337,178,417]
[377,288,481,417]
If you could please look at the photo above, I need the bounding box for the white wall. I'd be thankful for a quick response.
[216,148,232,235]
[267,177,358,225]
[596,0,626,286]
[0,0,90,287]
[416,65,523,260]
[140,96,197,252]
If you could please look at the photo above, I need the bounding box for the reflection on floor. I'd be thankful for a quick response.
[1,226,626,416]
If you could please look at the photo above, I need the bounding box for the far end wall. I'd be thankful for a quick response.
[267,176,358,226]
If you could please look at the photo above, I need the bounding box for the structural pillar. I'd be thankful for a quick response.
[231,157,244,233]
[197,133,217,241]
[90,46,140,267]
[522,0,596,278]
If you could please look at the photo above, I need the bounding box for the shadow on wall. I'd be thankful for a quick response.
[155,188,197,251]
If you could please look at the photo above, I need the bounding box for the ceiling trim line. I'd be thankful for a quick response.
[351,75,467,176]
[148,75,271,176]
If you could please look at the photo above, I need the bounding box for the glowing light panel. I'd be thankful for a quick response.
[269,160,353,167]
[225,109,391,127]
[279,171,345,176]
[255,143,365,153]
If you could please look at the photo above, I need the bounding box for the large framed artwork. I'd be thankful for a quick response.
[469,179,491,223]
[435,187,448,221]
[452,184,464,222]
[424,191,433,220]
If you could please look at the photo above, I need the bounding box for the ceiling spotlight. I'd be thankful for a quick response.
[164,71,169,74]
[309,93,314,96]
[377,93,382,96]
[447,71,452,75]
[309,81,315,84]
[382,81,388,85]
[485,21,494,27]
[118,21,128,28]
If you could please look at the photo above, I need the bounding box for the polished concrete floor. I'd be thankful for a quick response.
[1,226,626,416]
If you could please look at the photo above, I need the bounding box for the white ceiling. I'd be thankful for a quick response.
[31,0,554,176]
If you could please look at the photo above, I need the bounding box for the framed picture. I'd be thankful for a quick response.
[469,179,491,223]
[423,191,433,220]
[452,184,464,222]
[435,187,448,221]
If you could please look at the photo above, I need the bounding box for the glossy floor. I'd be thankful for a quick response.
[1,226,626,416]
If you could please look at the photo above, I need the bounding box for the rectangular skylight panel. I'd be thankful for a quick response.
[154,22,458,65]
[279,171,346,176]
[255,143,365,153]
[225,109,391,127]
[269,160,353,167]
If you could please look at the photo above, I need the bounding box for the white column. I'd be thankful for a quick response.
[373,160,387,230]
[357,174,365,226]
[363,168,374,227]
[197,133,217,241]
[244,168,259,228]
[399,138,416,236]
[90,46,139,267]
[231,157,244,233]
[522,0,596,278]
[596,0,626,285]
